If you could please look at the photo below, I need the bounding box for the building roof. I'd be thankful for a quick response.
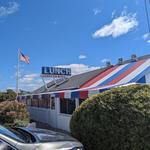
[120,54,150,65]
[33,67,109,94]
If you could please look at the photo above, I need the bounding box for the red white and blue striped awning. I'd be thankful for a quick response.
[21,58,150,100]
[80,58,150,89]
[51,58,150,99]
[51,83,138,99]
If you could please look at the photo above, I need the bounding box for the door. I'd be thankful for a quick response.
[49,96,57,128]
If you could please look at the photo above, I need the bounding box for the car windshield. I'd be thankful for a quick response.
[0,125,35,143]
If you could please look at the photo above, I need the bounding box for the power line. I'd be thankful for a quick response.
[144,0,150,33]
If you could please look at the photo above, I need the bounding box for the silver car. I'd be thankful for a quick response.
[0,125,83,150]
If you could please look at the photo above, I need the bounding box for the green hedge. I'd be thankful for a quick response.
[0,101,29,127]
[70,85,150,150]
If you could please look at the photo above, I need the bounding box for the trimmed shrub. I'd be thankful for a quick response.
[0,101,29,127]
[70,85,150,150]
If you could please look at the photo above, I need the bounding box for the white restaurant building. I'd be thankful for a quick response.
[19,54,150,132]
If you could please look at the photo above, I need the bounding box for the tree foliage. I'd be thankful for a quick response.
[70,85,150,150]
[0,89,16,102]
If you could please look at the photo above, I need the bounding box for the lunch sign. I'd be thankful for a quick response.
[41,67,72,77]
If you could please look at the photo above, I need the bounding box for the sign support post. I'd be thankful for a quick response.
[41,77,48,91]
[41,67,72,90]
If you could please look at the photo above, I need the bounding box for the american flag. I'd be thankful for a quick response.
[20,52,30,64]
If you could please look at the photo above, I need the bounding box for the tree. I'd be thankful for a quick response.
[0,89,16,102]
[6,89,17,100]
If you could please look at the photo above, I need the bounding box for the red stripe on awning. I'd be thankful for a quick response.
[79,91,88,99]
[80,66,116,88]
[59,92,64,99]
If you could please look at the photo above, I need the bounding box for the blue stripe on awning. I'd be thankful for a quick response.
[137,76,146,83]
[129,66,150,83]
[71,91,79,98]
[99,88,109,93]
[98,62,136,86]
[55,93,60,97]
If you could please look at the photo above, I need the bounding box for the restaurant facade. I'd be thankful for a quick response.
[19,54,150,131]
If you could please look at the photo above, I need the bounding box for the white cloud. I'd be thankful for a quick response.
[101,58,111,63]
[142,33,150,44]
[147,40,150,44]
[19,73,43,91]
[0,2,19,17]
[56,64,100,75]
[92,11,138,38]
[78,55,87,59]
[7,87,16,90]
[93,8,101,16]
[12,66,48,91]
[142,33,150,40]
[20,74,39,83]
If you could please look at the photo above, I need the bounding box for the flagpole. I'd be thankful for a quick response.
[16,48,20,98]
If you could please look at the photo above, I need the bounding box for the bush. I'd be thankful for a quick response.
[0,101,29,127]
[70,85,150,150]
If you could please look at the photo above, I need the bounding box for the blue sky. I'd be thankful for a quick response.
[0,0,150,91]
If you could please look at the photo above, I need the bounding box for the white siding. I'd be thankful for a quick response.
[28,107,51,124]
[57,114,71,132]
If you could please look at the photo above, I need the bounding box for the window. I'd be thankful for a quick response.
[51,97,55,109]
[60,99,67,114]
[26,96,31,106]
[39,94,50,108]
[19,96,26,104]
[0,139,16,150]
[60,98,76,114]
[32,95,39,107]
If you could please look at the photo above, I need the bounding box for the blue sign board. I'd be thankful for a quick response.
[41,67,71,77]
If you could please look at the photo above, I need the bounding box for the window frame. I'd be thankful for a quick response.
[50,96,55,110]
[32,95,40,107]
[26,95,32,106]
[60,98,76,115]
[40,94,51,108]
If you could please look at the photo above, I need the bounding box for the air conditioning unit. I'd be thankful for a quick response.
[106,61,111,67]
[131,54,137,61]
[118,58,123,65]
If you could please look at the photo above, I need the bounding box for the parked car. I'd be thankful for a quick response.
[0,125,83,150]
